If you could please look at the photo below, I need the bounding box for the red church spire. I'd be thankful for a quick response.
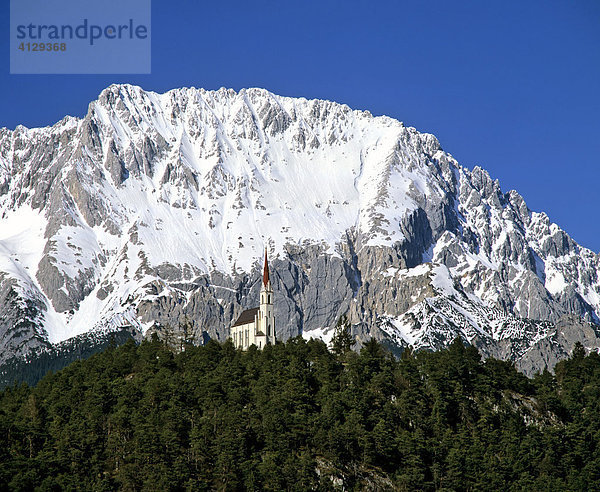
[263,247,270,286]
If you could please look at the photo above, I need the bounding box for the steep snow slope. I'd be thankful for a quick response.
[0,84,598,371]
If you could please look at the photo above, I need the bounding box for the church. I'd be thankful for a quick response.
[230,249,276,349]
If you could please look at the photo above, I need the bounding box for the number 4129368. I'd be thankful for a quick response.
[18,43,67,52]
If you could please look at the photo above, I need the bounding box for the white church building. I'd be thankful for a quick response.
[230,249,276,349]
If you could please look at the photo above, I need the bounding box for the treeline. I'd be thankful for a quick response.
[1,336,600,490]
[0,328,138,389]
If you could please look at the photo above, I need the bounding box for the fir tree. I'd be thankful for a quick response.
[331,315,355,357]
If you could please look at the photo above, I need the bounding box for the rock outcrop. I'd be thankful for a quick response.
[0,85,598,373]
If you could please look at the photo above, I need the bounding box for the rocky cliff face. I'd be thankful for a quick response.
[0,84,598,373]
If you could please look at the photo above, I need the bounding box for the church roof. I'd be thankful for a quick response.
[232,307,259,327]
[263,248,270,286]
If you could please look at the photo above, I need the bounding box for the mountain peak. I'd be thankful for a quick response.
[0,85,598,374]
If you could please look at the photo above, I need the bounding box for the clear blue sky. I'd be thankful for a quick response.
[1,0,599,251]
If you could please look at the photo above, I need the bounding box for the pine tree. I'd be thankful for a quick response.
[331,315,354,357]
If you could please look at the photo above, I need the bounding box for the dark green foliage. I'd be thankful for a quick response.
[0,328,138,389]
[331,315,354,357]
[1,336,600,490]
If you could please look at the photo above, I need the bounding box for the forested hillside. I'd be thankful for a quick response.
[1,336,600,491]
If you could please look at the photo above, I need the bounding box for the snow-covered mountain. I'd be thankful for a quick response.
[1,84,599,373]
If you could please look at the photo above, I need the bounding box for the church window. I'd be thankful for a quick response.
[268,294,271,303]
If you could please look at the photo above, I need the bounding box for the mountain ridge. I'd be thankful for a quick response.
[0,84,598,373]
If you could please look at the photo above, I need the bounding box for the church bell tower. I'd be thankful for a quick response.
[259,248,275,344]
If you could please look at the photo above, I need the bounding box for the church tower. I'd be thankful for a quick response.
[258,248,276,344]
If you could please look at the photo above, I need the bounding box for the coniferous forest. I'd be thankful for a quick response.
[1,335,600,491]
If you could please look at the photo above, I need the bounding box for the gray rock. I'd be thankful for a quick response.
[517,316,600,376]
[0,275,50,364]
[1,84,599,376]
